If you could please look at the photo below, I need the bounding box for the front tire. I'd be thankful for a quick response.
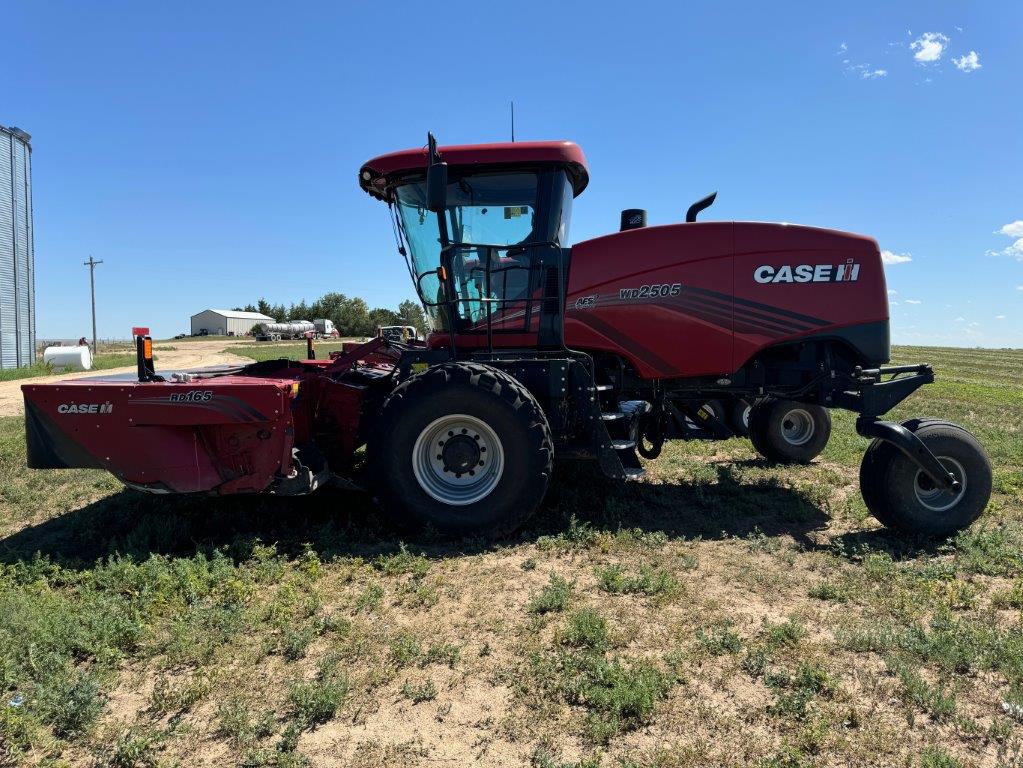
[859,419,992,536]
[368,363,553,539]
[748,399,831,464]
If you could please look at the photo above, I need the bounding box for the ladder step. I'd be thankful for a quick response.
[611,439,636,450]
[601,411,626,421]
[595,383,614,392]
[623,467,646,480]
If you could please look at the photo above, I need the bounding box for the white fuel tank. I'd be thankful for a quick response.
[42,345,93,371]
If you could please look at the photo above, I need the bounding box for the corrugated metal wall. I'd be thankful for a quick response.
[0,126,35,369]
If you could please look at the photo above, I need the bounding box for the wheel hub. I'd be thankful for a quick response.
[441,434,481,474]
[412,414,505,506]
[781,408,815,446]
[914,456,966,512]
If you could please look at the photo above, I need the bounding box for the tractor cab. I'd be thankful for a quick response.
[360,137,588,349]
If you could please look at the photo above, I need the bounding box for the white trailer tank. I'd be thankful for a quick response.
[257,320,315,340]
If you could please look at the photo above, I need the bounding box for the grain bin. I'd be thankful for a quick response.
[0,125,35,369]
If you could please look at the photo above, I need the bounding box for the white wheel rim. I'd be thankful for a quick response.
[742,404,751,429]
[914,456,966,512]
[411,414,505,506]
[780,408,815,446]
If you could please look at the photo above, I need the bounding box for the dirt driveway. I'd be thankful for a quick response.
[0,339,254,417]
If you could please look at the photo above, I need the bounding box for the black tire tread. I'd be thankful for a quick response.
[368,362,553,539]
[748,398,832,464]
[859,419,992,537]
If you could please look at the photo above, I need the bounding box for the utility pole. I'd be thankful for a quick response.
[83,256,103,354]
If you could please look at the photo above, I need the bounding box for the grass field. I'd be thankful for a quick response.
[0,346,1021,767]
[231,340,353,363]
[0,353,151,383]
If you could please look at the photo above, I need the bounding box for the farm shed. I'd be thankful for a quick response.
[189,309,274,336]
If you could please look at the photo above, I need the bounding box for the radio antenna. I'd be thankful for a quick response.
[510,101,515,142]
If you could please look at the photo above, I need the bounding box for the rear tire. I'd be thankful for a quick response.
[727,398,753,438]
[859,420,992,537]
[748,399,831,464]
[368,363,553,539]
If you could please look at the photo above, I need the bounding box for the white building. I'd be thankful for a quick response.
[190,309,275,336]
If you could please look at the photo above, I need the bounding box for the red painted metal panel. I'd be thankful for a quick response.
[566,223,734,378]
[360,141,589,198]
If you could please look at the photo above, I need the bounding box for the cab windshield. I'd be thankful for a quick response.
[394,169,573,330]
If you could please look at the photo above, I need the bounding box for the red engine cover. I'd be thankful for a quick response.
[565,222,887,378]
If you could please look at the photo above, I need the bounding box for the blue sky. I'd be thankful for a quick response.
[5,1,1021,346]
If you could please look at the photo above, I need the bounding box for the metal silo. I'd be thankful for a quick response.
[0,125,35,369]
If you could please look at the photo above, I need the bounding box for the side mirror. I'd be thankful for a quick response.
[426,162,448,212]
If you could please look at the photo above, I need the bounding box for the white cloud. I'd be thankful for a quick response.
[1018,285,1023,292]
[838,42,847,53]
[890,301,899,306]
[881,250,913,265]
[845,61,887,80]
[996,315,1006,320]
[906,299,923,305]
[969,322,980,327]
[989,222,1023,260]
[953,51,981,72]
[911,32,949,63]
[888,289,898,296]
[954,316,966,322]
[998,221,1023,238]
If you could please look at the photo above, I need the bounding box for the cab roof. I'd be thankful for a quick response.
[359,140,589,201]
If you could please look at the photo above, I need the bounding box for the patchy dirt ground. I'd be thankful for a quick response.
[0,346,1021,767]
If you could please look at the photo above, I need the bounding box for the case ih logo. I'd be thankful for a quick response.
[754,259,860,284]
[58,402,113,414]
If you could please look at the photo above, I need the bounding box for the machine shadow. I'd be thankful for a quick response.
[0,463,833,570]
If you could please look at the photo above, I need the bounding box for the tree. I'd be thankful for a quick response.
[397,299,429,335]
[368,307,402,331]
[241,292,430,338]
[335,296,372,337]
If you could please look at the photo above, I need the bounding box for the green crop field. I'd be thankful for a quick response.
[0,346,1020,767]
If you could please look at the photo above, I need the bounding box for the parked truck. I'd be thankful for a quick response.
[314,319,339,338]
